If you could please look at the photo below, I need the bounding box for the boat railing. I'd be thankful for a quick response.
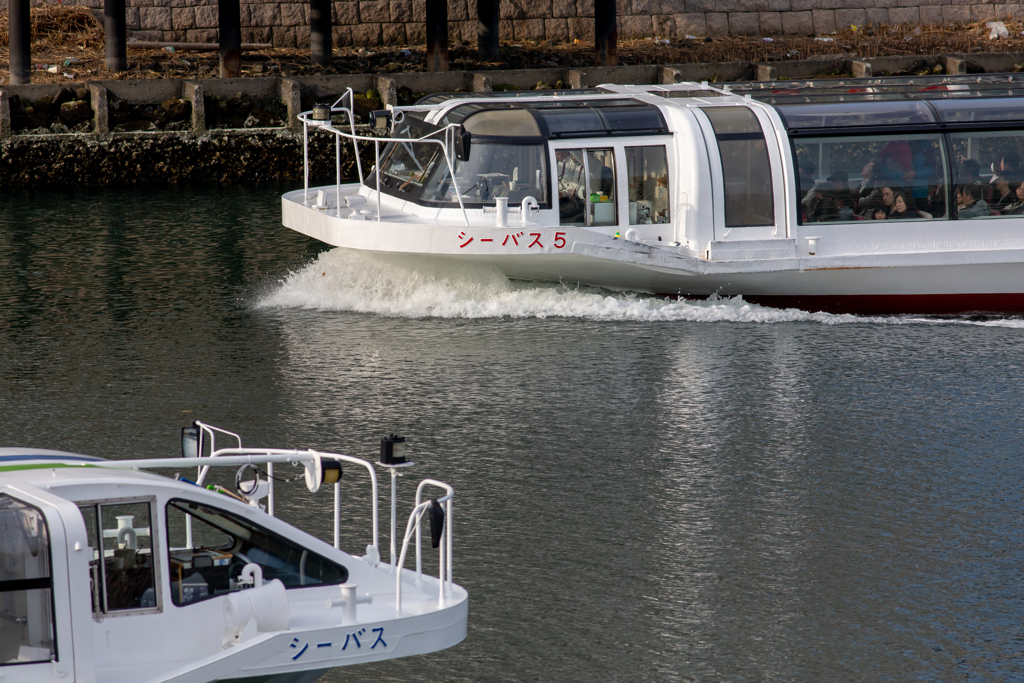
[395,479,454,613]
[100,448,383,561]
[297,88,470,226]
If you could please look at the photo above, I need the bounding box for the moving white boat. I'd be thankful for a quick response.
[0,423,466,683]
[282,75,1024,314]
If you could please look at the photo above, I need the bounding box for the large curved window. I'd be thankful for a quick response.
[793,133,947,223]
[0,495,56,666]
[702,107,774,227]
[421,143,549,207]
[166,499,347,607]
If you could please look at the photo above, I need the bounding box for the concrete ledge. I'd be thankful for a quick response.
[0,89,10,141]
[5,57,1024,188]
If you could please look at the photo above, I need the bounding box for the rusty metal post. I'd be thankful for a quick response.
[477,0,499,61]
[310,0,332,66]
[218,0,242,78]
[425,0,448,72]
[9,0,31,85]
[594,0,617,67]
[104,0,128,72]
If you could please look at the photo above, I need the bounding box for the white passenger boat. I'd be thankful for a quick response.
[282,76,1024,314]
[0,423,466,683]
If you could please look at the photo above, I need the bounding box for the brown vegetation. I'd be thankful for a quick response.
[4,5,1024,85]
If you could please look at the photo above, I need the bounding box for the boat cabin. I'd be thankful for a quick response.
[339,75,1024,258]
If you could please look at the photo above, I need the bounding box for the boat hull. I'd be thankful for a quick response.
[284,187,1024,315]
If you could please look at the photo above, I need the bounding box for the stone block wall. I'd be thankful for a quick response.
[24,0,1024,46]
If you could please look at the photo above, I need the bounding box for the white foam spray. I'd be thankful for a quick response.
[258,248,1024,327]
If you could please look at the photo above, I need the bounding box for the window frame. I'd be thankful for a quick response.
[164,498,349,608]
[0,493,58,667]
[77,496,163,618]
[789,131,951,226]
[695,105,785,239]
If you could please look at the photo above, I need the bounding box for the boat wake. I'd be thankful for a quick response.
[257,249,1024,327]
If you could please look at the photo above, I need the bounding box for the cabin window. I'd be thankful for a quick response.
[378,137,442,191]
[556,147,617,227]
[793,133,948,223]
[165,499,348,607]
[0,495,56,666]
[79,500,159,614]
[626,146,670,225]
[702,107,774,227]
[421,143,549,206]
[948,131,1024,219]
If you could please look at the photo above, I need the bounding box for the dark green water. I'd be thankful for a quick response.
[2,185,1024,682]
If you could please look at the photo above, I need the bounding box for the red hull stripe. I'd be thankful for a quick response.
[667,293,1024,315]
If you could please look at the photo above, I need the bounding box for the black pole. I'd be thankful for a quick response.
[477,0,499,61]
[9,0,31,85]
[594,0,617,67]
[310,0,332,67]
[104,0,128,72]
[218,0,242,78]
[425,0,448,72]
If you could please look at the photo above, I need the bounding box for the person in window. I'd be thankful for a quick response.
[958,183,990,218]
[872,206,889,220]
[990,176,1017,214]
[797,157,816,197]
[957,158,981,185]
[1008,183,1024,215]
[890,192,922,219]
[877,140,913,183]
[907,141,936,210]
[556,149,586,224]
[859,161,881,199]
[859,183,899,218]
[995,150,1022,183]
[805,171,856,222]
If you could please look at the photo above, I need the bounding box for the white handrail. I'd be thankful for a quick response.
[98,447,380,558]
[395,482,454,614]
[298,101,470,226]
[415,479,453,599]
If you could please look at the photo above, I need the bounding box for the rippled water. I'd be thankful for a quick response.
[3,185,1024,682]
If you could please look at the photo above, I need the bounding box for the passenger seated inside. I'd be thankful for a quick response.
[556,149,587,225]
[861,185,896,218]
[872,206,889,220]
[995,150,1022,183]
[890,192,925,219]
[803,170,857,222]
[958,183,990,218]
[989,175,1018,214]
[1008,182,1024,215]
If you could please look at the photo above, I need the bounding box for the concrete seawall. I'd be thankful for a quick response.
[2,53,1021,188]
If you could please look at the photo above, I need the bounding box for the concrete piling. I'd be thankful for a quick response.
[219,0,243,78]
[9,0,31,86]
[104,0,129,73]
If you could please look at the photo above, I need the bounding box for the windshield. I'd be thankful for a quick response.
[421,143,549,206]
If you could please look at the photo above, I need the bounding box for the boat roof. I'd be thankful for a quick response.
[416,75,1024,138]
[0,447,105,465]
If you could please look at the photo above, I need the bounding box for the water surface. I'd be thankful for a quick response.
[2,186,1023,682]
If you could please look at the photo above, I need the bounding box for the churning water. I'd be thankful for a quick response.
[3,184,1024,682]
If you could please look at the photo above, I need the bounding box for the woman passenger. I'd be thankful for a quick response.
[990,176,1017,213]
[889,192,921,219]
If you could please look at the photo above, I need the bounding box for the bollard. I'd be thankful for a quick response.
[218,0,242,78]
[310,0,332,67]
[9,0,31,85]
[104,0,128,72]
[594,0,617,67]
[477,0,499,61]
[425,0,448,72]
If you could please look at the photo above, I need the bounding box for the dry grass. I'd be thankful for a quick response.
[3,4,1024,85]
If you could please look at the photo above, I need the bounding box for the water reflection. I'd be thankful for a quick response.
[2,186,1024,682]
